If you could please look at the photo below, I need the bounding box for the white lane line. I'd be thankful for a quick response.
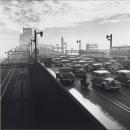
[89,88,130,113]
[0,69,12,87]
[115,100,130,111]
[0,68,15,100]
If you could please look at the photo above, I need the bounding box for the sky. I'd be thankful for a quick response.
[0,0,130,58]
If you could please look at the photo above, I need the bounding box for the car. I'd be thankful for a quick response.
[109,60,117,64]
[71,64,82,74]
[121,60,130,70]
[74,68,86,79]
[78,60,88,66]
[55,61,63,67]
[104,62,113,69]
[115,70,130,87]
[91,70,121,90]
[113,63,124,70]
[56,67,75,84]
[59,59,70,67]
[91,63,104,71]
[108,64,123,74]
[83,63,93,72]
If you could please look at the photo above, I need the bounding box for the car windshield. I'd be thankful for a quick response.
[101,73,111,78]
[60,68,71,72]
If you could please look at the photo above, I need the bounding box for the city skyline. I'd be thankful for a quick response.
[0,0,130,58]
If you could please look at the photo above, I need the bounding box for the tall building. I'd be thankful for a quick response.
[19,27,33,44]
[61,37,64,53]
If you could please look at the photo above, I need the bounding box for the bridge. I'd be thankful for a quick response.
[0,31,129,130]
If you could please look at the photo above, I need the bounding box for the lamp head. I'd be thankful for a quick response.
[40,31,43,37]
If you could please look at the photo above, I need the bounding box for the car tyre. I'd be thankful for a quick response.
[102,83,107,90]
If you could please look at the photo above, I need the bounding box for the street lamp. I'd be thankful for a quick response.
[33,30,43,64]
[5,49,13,64]
[77,40,81,55]
[5,51,9,64]
[106,34,112,50]
[30,39,33,56]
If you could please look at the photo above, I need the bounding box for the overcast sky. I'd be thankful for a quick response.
[0,0,130,58]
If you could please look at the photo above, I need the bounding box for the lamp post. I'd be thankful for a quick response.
[5,51,9,64]
[77,40,81,55]
[30,40,33,56]
[33,30,43,64]
[5,49,13,64]
[106,34,112,50]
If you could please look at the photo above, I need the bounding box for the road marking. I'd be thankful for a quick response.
[89,87,130,113]
[115,100,130,111]
[0,68,12,87]
[0,68,15,100]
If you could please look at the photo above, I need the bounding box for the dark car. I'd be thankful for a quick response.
[91,63,105,71]
[115,70,130,87]
[71,64,82,74]
[121,60,130,70]
[91,70,121,90]
[56,67,75,84]
[104,62,113,69]
[60,59,70,67]
[83,64,93,72]
[74,68,86,80]
[109,63,123,74]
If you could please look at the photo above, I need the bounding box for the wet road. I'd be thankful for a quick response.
[47,67,130,130]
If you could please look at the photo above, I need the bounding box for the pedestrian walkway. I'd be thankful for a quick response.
[1,68,35,129]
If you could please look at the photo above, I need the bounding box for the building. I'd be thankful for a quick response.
[110,46,130,60]
[86,43,98,50]
[19,27,33,44]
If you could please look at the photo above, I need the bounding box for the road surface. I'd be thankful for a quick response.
[47,67,130,130]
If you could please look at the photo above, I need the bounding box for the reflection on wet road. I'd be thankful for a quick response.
[69,88,124,130]
[47,67,130,129]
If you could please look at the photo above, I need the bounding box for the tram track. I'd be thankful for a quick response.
[89,87,130,113]
[0,68,15,100]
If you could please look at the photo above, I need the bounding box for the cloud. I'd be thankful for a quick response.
[0,0,130,30]
[100,14,130,23]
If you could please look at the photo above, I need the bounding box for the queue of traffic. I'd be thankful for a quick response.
[44,55,130,91]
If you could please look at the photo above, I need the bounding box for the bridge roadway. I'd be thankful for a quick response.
[1,62,126,129]
[48,67,130,130]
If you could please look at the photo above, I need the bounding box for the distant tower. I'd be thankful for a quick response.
[19,27,33,44]
[86,43,89,50]
[64,42,67,54]
[61,37,64,53]
[23,27,33,44]
[19,33,24,44]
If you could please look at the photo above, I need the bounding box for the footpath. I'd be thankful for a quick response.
[1,63,106,129]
